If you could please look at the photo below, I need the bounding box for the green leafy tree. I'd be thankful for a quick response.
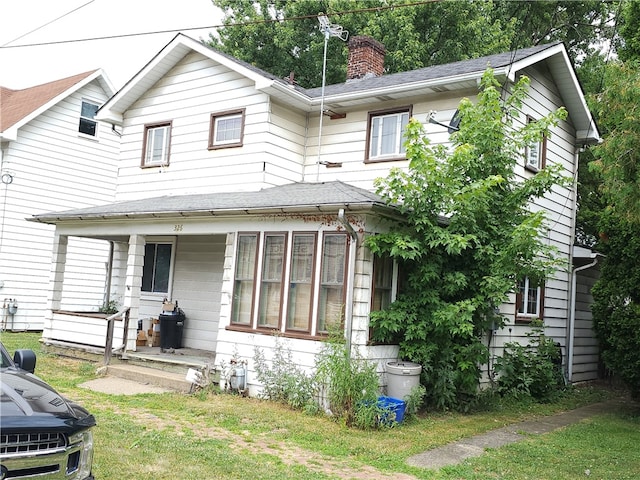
[365,70,569,410]
[618,0,640,62]
[590,62,640,221]
[591,214,640,398]
[209,0,614,88]
[581,2,640,398]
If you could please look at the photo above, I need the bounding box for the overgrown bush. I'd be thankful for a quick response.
[253,337,317,410]
[493,322,565,402]
[366,69,569,411]
[252,330,387,429]
[314,333,383,429]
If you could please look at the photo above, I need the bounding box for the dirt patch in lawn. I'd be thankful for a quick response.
[126,408,418,480]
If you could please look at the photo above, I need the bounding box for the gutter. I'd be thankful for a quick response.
[337,208,358,358]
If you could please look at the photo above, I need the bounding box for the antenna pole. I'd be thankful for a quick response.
[315,15,348,183]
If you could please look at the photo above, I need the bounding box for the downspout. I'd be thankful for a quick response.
[567,253,601,382]
[338,209,358,358]
[565,146,580,381]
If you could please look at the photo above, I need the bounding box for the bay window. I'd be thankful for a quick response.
[286,233,317,332]
[317,234,348,333]
[258,233,286,329]
[231,233,258,326]
[229,231,348,336]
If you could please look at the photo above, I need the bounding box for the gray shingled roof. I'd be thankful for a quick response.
[301,42,560,97]
[30,181,392,223]
[200,38,560,98]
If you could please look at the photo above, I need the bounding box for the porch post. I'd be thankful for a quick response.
[43,233,68,339]
[124,234,145,351]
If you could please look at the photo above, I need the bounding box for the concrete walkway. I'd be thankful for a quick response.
[407,398,634,469]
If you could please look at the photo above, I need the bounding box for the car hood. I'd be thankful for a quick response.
[1,368,95,432]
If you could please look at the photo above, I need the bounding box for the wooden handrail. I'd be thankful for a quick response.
[103,307,131,365]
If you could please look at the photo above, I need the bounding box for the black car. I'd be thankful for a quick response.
[0,342,95,479]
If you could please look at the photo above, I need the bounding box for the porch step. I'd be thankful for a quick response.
[105,364,194,393]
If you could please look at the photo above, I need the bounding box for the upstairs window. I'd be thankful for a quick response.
[142,122,171,166]
[516,277,545,323]
[525,116,547,172]
[209,109,245,149]
[366,106,411,162]
[79,100,99,137]
[142,243,173,294]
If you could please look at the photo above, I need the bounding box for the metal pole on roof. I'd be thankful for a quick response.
[316,14,348,182]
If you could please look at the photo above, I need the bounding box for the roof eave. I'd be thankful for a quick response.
[28,202,397,225]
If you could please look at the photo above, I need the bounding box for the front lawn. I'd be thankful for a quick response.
[2,331,638,479]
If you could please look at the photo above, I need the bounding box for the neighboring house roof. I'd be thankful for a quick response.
[97,33,599,144]
[28,181,395,223]
[0,70,115,141]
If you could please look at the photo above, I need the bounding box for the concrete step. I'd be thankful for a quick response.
[106,364,194,393]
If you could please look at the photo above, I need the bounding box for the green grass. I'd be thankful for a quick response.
[2,331,638,479]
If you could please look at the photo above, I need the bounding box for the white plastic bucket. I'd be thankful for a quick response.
[386,361,422,401]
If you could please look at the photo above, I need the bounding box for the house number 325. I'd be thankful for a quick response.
[174,224,183,232]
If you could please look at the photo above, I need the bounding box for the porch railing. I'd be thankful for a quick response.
[104,307,130,365]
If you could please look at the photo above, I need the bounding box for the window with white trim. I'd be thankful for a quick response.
[366,107,411,161]
[142,243,173,294]
[79,100,99,137]
[525,116,547,171]
[516,277,544,322]
[209,109,245,149]
[142,122,171,166]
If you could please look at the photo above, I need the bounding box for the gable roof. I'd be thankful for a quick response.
[0,70,115,141]
[28,181,394,224]
[97,34,598,144]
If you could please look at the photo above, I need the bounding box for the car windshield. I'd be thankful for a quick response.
[0,342,14,368]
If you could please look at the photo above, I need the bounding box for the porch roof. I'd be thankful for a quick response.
[28,181,396,224]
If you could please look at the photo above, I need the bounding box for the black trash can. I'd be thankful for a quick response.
[159,309,185,349]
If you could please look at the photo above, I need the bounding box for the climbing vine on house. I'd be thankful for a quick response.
[366,69,570,410]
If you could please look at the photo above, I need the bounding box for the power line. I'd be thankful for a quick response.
[0,0,439,49]
[1,0,96,47]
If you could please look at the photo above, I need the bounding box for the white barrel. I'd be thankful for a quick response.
[386,361,422,400]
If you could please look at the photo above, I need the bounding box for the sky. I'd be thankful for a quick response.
[0,0,223,90]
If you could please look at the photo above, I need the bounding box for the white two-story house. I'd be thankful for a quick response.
[1,70,119,331]
[29,34,601,392]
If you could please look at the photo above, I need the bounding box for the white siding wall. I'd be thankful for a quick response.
[114,52,307,202]
[170,234,225,350]
[0,79,119,330]
[572,266,600,382]
[489,65,578,376]
[303,93,467,187]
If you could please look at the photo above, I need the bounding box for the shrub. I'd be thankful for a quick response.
[314,332,382,429]
[253,337,317,409]
[494,322,565,402]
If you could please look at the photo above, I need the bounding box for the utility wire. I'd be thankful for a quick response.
[1,0,439,49]
[2,0,95,47]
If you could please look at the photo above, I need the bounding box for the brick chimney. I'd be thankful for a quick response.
[346,35,385,81]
